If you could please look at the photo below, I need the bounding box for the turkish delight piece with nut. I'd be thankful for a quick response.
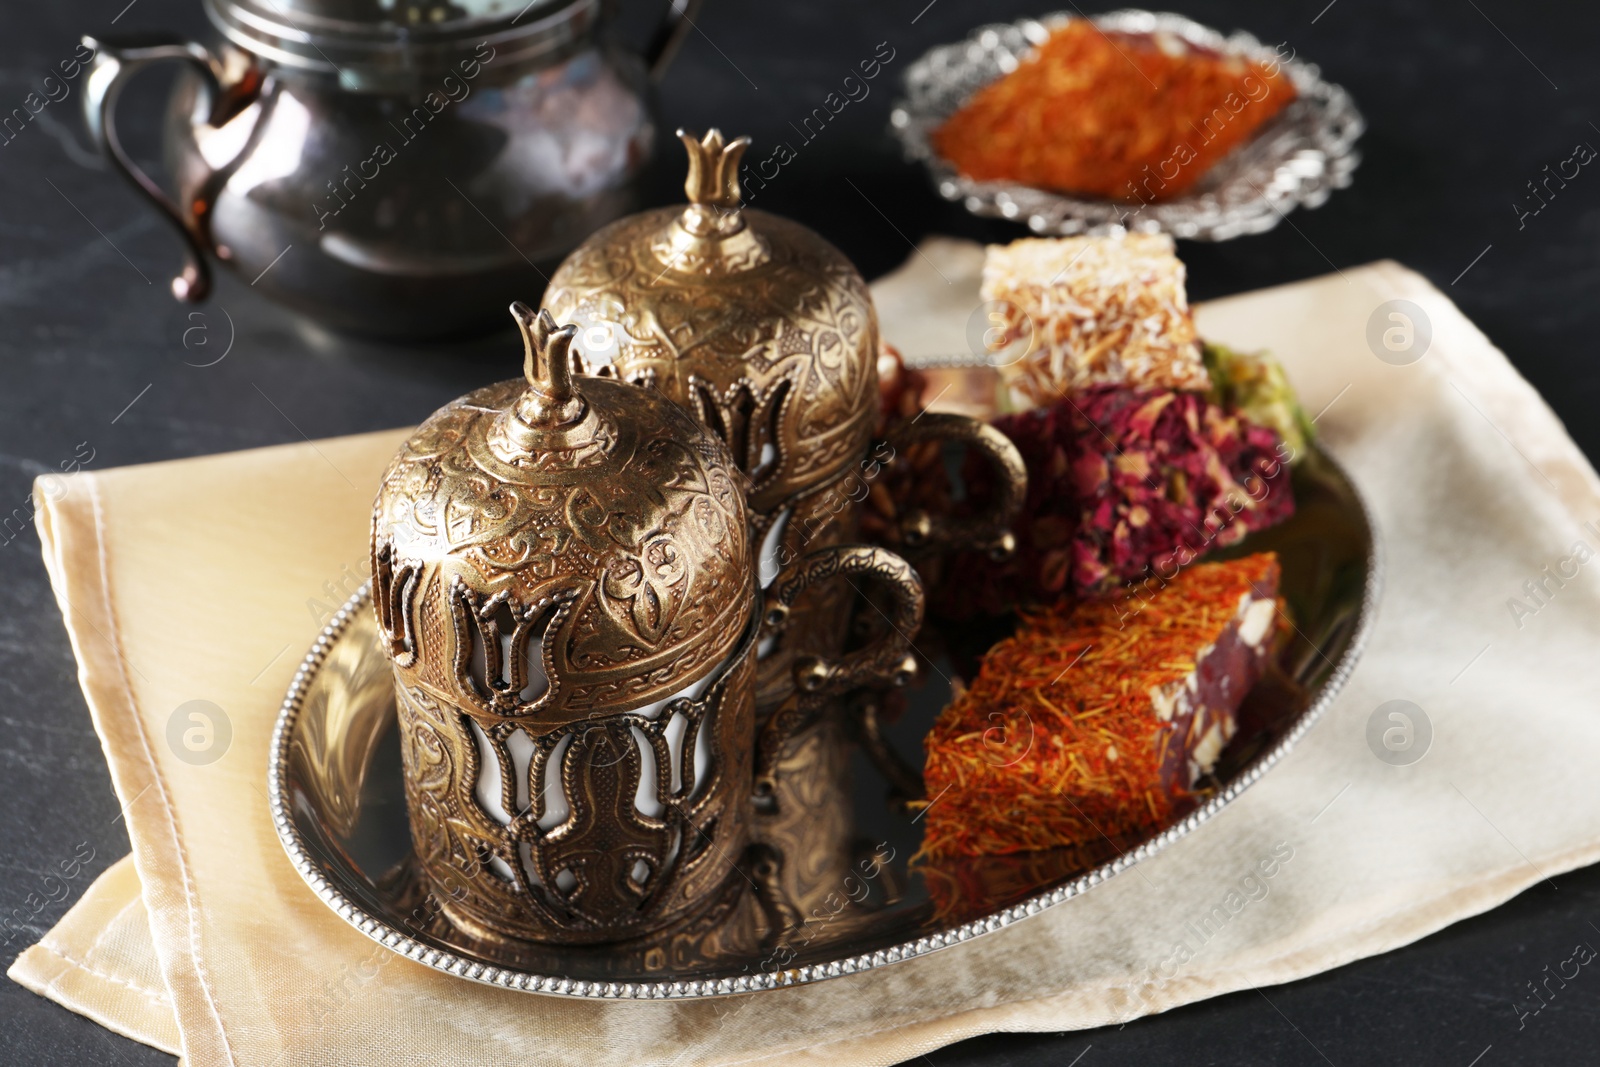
[916,552,1280,860]
[1148,559,1281,793]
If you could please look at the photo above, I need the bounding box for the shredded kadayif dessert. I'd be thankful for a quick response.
[981,235,1210,405]
[932,21,1298,200]
[915,553,1281,861]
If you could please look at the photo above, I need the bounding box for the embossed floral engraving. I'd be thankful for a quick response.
[373,305,758,944]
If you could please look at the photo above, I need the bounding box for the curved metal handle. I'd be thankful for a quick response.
[81,34,238,301]
[753,544,924,806]
[763,544,924,696]
[642,0,705,82]
[886,411,1027,563]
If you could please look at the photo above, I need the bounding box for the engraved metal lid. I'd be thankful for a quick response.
[371,303,752,727]
[543,129,880,515]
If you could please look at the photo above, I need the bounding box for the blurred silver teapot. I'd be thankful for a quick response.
[83,0,699,338]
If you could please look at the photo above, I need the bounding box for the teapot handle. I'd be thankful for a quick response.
[753,544,924,803]
[81,35,256,301]
[642,0,705,82]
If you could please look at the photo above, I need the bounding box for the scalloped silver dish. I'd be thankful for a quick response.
[268,448,1379,999]
[890,9,1364,240]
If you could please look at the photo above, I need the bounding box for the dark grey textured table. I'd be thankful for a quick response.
[3,1,1598,1063]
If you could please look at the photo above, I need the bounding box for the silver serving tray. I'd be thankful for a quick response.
[269,448,1379,999]
[889,9,1364,240]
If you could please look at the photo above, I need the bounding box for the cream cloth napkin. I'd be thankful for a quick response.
[13,251,1600,1067]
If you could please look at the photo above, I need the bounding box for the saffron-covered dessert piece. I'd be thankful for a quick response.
[915,553,1281,861]
[937,385,1292,612]
[980,235,1211,406]
[931,21,1298,201]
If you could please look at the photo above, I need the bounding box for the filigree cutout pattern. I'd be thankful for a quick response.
[374,330,760,945]
[394,623,756,943]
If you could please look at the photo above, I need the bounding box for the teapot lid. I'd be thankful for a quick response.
[204,0,592,87]
[371,303,753,726]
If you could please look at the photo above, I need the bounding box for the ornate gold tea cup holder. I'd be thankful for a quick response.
[268,447,1379,999]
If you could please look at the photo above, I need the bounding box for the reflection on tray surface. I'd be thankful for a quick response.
[280,449,1370,986]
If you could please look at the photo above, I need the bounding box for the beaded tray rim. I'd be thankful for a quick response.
[267,448,1381,999]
